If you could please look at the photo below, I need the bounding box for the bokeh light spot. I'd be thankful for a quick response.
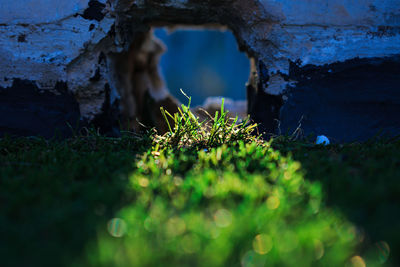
[139,178,150,187]
[349,256,366,267]
[241,250,266,267]
[166,217,186,238]
[181,234,201,254]
[214,209,233,228]
[314,239,325,260]
[376,241,390,264]
[284,171,291,180]
[206,220,221,239]
[241,250,256,267]
[173,177,183,186]
[107,218,127,238]
[252,234,273,255]
[266,196,280,210]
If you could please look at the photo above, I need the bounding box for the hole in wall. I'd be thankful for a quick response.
[153,26,251,119]
[154,27,251,105]
[108,24,256,134]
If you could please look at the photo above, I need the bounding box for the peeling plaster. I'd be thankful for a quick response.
[0,0,90,24]
[0,15,114,89]
[264,74,296,95]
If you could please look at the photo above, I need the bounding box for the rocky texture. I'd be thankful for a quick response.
[0,0,399,140]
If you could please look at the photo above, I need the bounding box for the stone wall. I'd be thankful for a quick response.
[0,0,399,141]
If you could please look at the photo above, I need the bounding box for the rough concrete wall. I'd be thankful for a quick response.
[0,0,399,140]
[258,0,400,82]
[0,0,113,115]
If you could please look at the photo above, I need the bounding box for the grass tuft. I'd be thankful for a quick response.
[159,90,259,150]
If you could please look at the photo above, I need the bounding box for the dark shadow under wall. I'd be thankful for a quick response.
[279,56,400,142]
[247,60,284,136]
[0,79,81,139]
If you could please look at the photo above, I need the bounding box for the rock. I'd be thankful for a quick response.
[193,97,248,122]
[316,135,330,145]
[0,0,399,140]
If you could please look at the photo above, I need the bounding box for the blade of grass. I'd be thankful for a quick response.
[160,107,173,134]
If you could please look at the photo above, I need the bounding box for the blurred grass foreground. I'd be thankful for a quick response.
[0,101,399,266]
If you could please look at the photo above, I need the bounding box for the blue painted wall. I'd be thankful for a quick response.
[154,28,250,106]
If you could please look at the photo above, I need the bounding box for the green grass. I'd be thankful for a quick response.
[159,90,258,149]
[0,99,399,267]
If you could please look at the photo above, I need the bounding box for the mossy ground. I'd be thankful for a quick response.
[0,101,399,266]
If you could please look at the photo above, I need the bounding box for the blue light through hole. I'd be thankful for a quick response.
[154,28,250,106]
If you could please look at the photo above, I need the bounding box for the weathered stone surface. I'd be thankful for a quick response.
[0,0,399,140]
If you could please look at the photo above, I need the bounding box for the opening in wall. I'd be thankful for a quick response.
[153,27,251,118]
[108,25,254,134]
